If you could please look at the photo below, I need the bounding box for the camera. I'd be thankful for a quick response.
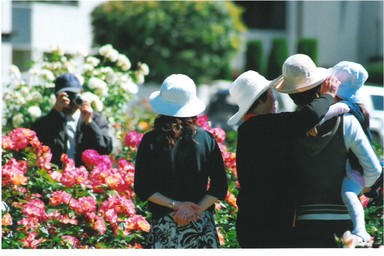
[66,92,84,107]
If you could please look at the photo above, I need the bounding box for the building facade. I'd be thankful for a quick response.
[2,0,383,85]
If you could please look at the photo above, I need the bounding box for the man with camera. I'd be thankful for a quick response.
[31,73,113,168]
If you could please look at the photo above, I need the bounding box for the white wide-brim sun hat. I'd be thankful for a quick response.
[274,54,330,94]
[149,74,206,117]
[227,70,280,126]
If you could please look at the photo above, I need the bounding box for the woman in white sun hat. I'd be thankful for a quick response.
[228,67,339,248]
[275,54,382,248]
[134,74,228,248]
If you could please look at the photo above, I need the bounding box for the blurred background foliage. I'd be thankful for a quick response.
[91,1,246,85]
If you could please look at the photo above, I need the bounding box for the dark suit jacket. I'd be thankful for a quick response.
[31,109,113,168]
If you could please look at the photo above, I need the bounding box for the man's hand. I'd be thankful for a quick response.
[54,92,71,112]
[80,100,93,125]
[320,75,340,98]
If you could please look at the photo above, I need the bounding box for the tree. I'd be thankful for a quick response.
[91,1,246,84]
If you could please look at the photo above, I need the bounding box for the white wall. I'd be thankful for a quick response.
[2,0,106,85]
[2,0,13,85]
[1,0,12,34]
[358,1,383,63]
[31,1,105,54]
[301,1,360,67]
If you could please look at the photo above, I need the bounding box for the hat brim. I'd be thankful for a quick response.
[274,67,329,94]
[56,87,82,94]
[149,91,206,117]
[227,76,281,126]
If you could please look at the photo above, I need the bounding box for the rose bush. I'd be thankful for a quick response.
[1,128,150,248]
[2,44,149,152]
[1,115,239,248]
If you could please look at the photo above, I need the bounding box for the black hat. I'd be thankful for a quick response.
[54,73,82,94]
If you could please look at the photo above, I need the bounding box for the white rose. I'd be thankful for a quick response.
[1,202,9,212]
[20,86,30,96]
[9,65,21,80]
[50,94,56,105]
[95,87,108,97]
[12,113,24,127]
[62,61,75,74]
[81,91,96,102]
[52,62,63,70]
[88,77,106,89]
[139,63,150,75]
[86,56,100,67]
[117,54,131,71]
[106,49,119,62]
[92,98,104,112]
[136,73,145,85]
[99,44,113,56]
[106,73,117,85]
[28,106,42,119]
[83,63,95,72]
[28,91,43,102]
[88,77,108,97]
[100,67,114,75]
[120,79,138,94]
[13,91,26,105]
[40,69,55,81]
[82,92,104,112]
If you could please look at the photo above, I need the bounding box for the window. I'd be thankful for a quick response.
[234,1,286,30]
[14,0,79,6]
[371,95,384,111]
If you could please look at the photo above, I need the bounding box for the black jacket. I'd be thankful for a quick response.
[235,94,333,248]
[134,126,228,219]
[30,109,113,168]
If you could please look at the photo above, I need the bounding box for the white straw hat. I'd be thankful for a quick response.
[227,70,279,126]
[274,54,329,94]
[330,61,368,102]
[149,74,206,117]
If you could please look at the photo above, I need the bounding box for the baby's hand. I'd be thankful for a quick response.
[306,126,319,137]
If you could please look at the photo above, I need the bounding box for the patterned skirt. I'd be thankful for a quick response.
[145,211,220,248]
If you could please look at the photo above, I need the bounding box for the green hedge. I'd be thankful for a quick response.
[366,62,384,85]
[266,38,288,80]
[245,40,265,75]
[297,38,319,65]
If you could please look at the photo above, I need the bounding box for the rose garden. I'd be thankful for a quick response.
[1,45,383,249]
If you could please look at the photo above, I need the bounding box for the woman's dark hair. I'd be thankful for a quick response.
[246,89,269,114]
[153,115,197,151]
[288,84,322,106]
[358,103,370,131]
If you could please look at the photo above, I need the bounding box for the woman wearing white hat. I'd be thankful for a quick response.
[275,54,381,248]
[227,67,339,248]
[134,74,228,248]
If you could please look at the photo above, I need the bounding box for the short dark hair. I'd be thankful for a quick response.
[246,89,269,114]
[289,85,322,106]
